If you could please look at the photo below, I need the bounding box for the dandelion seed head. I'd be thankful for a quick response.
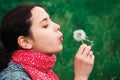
[73,29,86,41]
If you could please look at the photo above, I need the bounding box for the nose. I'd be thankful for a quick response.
[53,22,60,32]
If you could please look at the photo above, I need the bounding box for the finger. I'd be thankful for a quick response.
[89,51,93,56]
[91,54,95,62]
[88,51,95,64]
[87,51,93,58]
[76,44,87,56]
[82,46,91,56]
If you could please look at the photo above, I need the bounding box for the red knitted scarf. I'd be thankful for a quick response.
[10,50,59,80]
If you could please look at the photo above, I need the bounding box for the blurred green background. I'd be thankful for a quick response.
[0,0,120,80]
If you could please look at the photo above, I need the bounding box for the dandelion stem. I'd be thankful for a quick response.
[80,40,84,44]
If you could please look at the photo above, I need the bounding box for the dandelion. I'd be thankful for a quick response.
[73,29,94,46]
[73,29,86,43]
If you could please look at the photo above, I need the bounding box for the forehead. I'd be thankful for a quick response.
[30,6,49,21]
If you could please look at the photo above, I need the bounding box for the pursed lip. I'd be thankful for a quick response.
[58,35,63,42]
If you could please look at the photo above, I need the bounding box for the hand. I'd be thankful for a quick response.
[74,44,95,80]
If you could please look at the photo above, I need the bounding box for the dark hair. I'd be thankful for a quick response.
[0,3,43,71]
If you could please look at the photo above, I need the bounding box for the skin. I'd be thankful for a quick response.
[18,6,95,80]
[29,7,63,54]
[74,44,94,80]
[18,6,63,54]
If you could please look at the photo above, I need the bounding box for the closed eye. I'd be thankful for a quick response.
[42,24,48,28]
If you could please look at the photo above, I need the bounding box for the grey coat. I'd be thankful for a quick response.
[0,62,31,80]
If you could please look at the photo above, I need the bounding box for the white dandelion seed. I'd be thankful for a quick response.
[73,29,94,46]
[73,29,86,42]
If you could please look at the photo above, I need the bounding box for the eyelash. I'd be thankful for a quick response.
[42,24,48,28]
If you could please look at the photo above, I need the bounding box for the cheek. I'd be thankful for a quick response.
[42,34,56,45]
[33,31,56,47]
[31,30,62,53]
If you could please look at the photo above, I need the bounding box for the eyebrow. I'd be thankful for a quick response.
[39,18,48,24]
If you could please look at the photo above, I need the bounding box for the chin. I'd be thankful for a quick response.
[45,45,63,54]
[55,46,63,53]
[51,45,62,53]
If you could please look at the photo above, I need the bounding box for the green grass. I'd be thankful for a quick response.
[0,0,120,80]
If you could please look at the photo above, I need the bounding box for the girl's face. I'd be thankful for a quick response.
[29,6,63,54]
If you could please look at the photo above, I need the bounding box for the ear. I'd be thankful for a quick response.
[17,36,32,49]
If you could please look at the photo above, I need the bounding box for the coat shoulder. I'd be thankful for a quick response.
[0,62,31,80]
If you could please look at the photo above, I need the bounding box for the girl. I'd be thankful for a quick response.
[0,3,94,80]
